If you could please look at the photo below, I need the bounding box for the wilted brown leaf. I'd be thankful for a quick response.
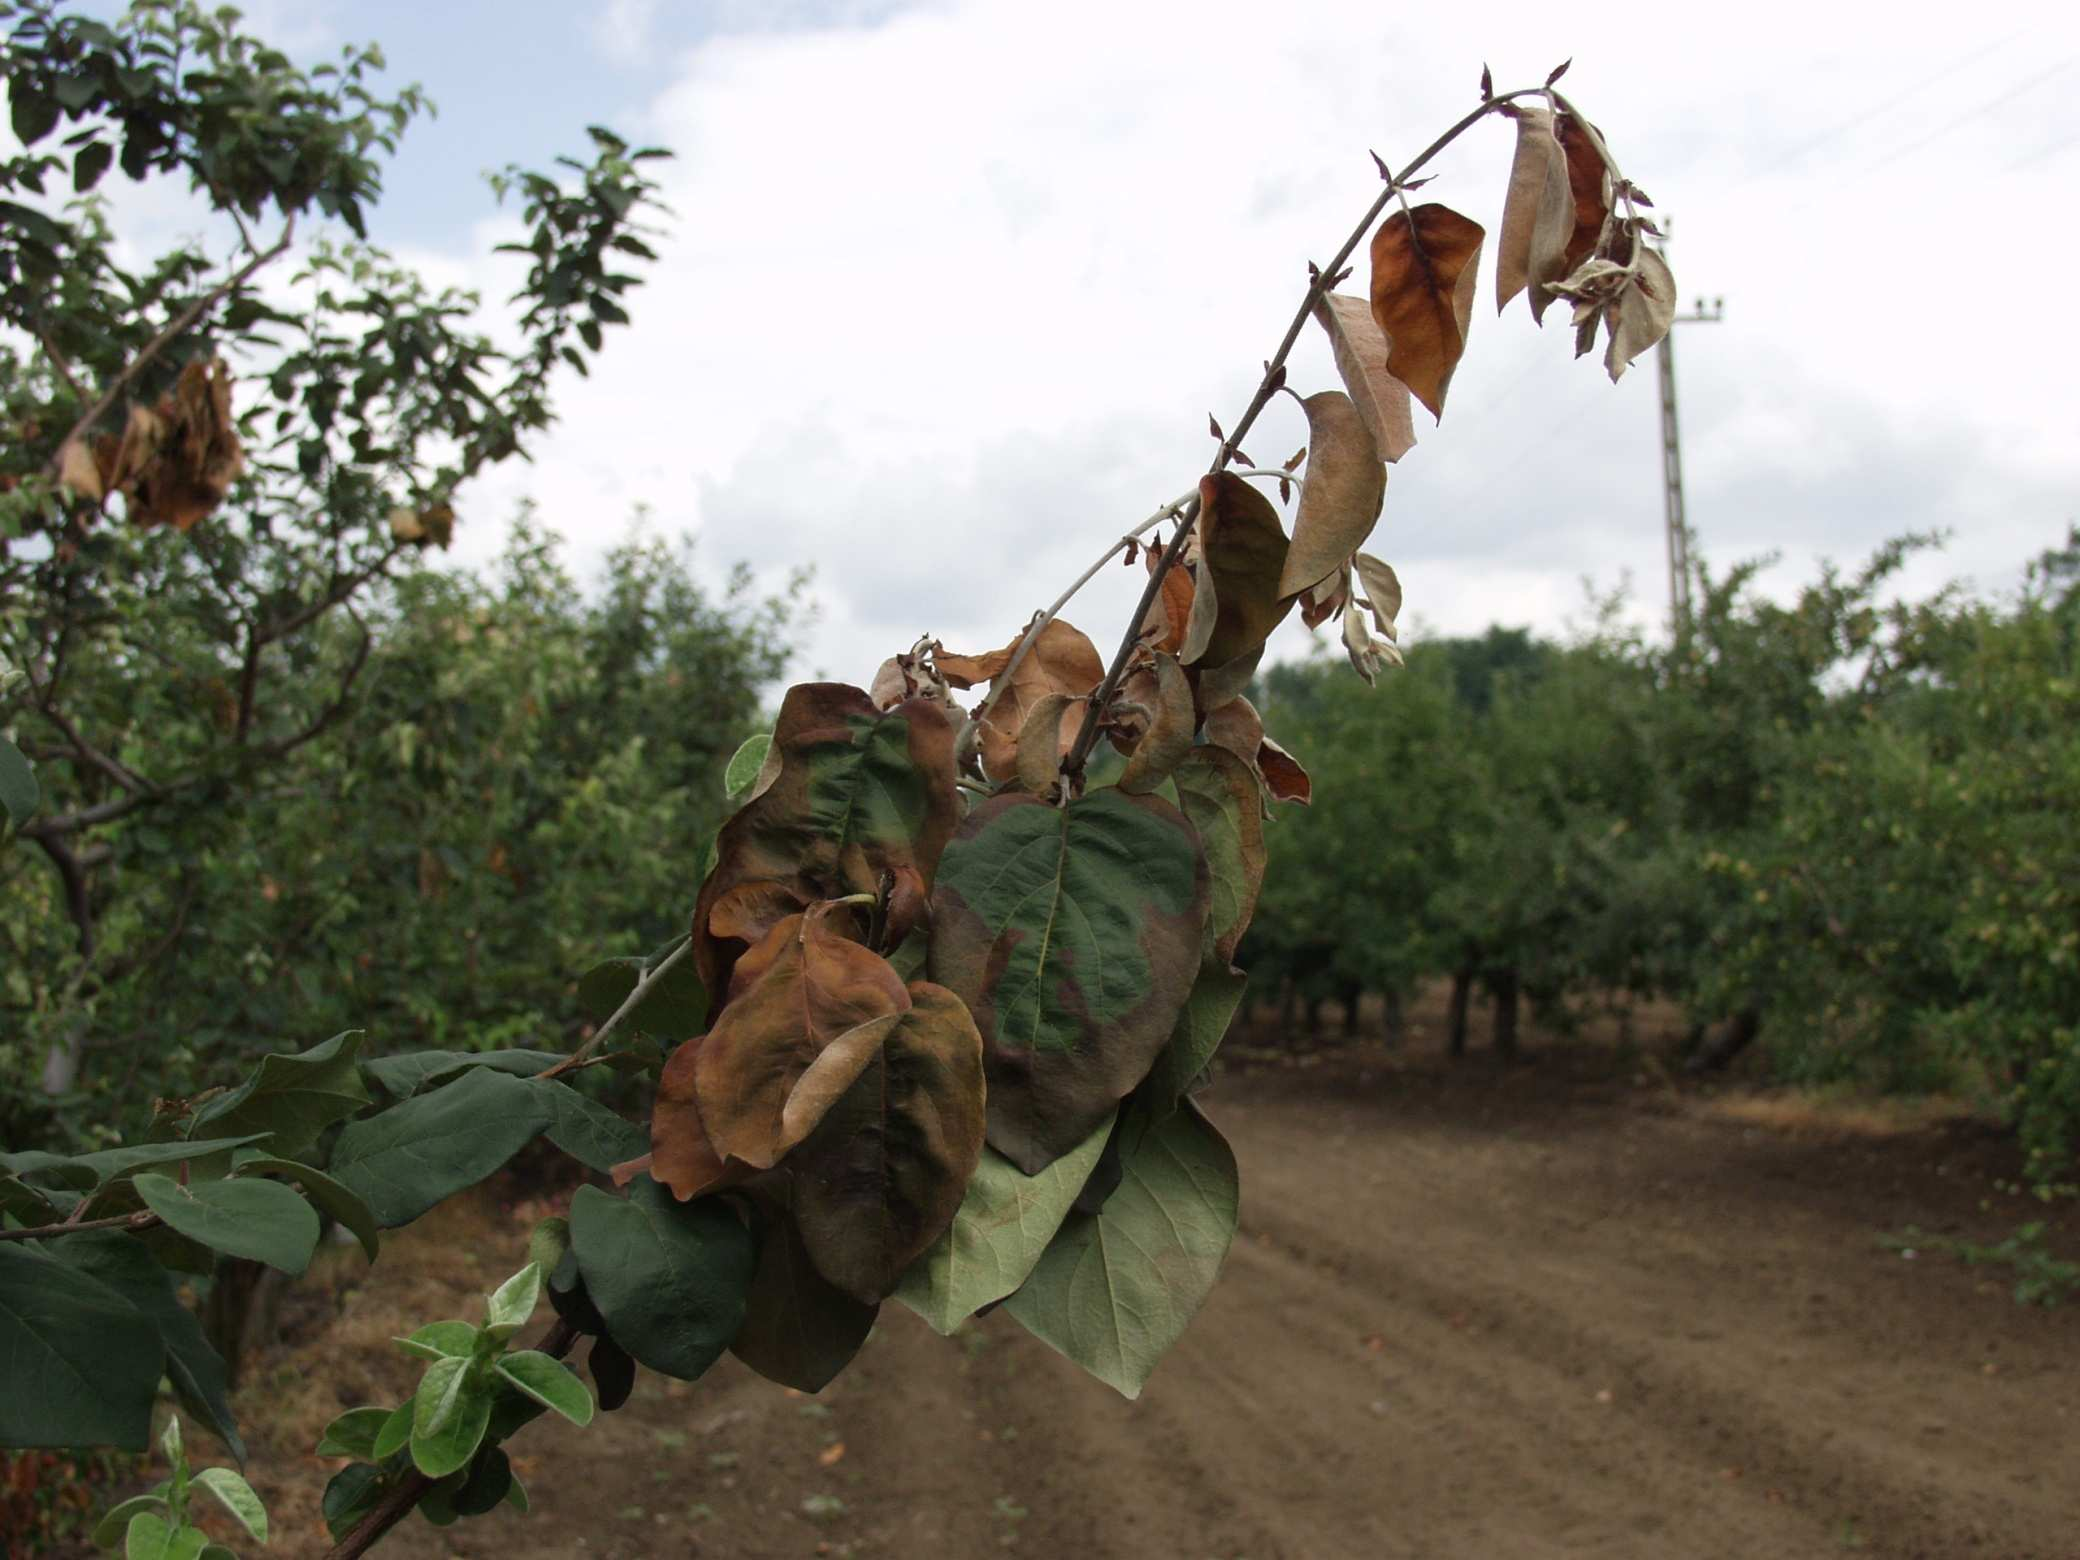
[1013,691,1081,796]
[1140,546,1197,654]
[690,908,912,1180]
[1179,473,1293,669]
[643,1035,741,1202]
[708,881,811,948]
[1258,737,1311,804]
[1118,650,1193,795]
[1311,292,1418,463]
[1202,697,1265,765]
[121,358,245,531]
[55,434,104,501]
[1535,114,1611,324]
[1278,391,1384,601]
[1496,105,1574,316]
[1352,552,1403,639]
[790,980,988,1302]
[1603,247,1678,382]
[1369,204,1486,420]
[938,619,1104,783]
[1299,563,1348,631]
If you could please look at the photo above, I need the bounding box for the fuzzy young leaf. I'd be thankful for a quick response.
[893,1111,1114,1335]
[123,1512,204,1560]
[132,1173,319,1275]
[316,1406,393,1460]
[1368,203,1486,419]
[483,1262,543,1339]
[396,1319,478,1361]
[192,1467,267,1543]
[723,731,774,798]
[371,1401,413,1461]
[495,1350,595,1426]
[1004,1101,1238,1397]
[930,789,1209,1173]
[410,1356,492,1478]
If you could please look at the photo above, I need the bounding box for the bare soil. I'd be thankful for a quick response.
[244,1006,2079,1560]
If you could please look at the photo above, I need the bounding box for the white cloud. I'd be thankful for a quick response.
[589,0,660,66]
[422,0,2080,685]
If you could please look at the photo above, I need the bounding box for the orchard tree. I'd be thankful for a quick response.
[2,26,1689,1557]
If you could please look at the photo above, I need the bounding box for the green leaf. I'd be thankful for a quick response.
[231,1155,379,1261]
[396,1320,477,1360]
[505,1471,531,1512]
[0,1246,164,1450]
[322,1464,383,1540]
[329,1068,555,1227]
[451,1445,513,1516]
[575,945,707,1043]
[588,1335,635,1411]
[124,1511,205,1560]
[483,1262,541,1339]
[494,1350,594,1426]
[1171,746,1268,964]
[929,788,1210,1172]
[570,1178,755,1382]
[48,1233,245,1462]
[315,1406,393,1459]
[92,1493,169,1548]
[1144,961,1248,1118]
[193,1467,267,1543]
[410,1356,492,1478]
[360,1048,563,1099]
[893,1112,1114,1336]
[9,86,58,147]
[1004,1102,1238,1398]
[530,1080,647,1172]
[0,736,39,826]
[723,731,771,798]
[730,1199,877,1393]
[189,1031,370,1156]
[132,1173,320,1275]
[370,1402,413,1461]
[72,138,115,192]
[0,1136,271,1192]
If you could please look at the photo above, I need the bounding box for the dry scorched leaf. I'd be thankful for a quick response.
[937,619,1104,783]
[1535,113,1611,324]
[1179,473,1293,670]
[642,1034,739,1201]
[691,683,960,1000]
[1117,650,1193,795]
[1352,552,1403,639]
[1014,691,1081,797]
[1496,104,1574,316]
[1311,292,1417,463]
[1258,737,1311,804]
[1140,547,1197,655]
[1300,563,1349,630]
[790,980,987,1303]
[1369,204,1486,421]
[1603,246,1678,383]
[113,357,246,531]
[929,789,1209,1173]
[690,908,912,1179]
[1277,391,1385,601]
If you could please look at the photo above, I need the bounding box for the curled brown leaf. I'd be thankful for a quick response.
[1277,391,1385,601]
[1496,105,1574,316]
[1311,292,1417,463]
[1369,203,1486,421]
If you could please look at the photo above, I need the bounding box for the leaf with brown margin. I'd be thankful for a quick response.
[692,910,911,1175]
[1140,548,1196,654]
[1118,651,1193,795]
[1179,473,1293,669]
[1535,113,1611,324]
[729,1182,877,1392]
[1311,293,1417,463]
[937,620,1104,783]
[929,789,1209,1173]
[691,684,960,1000]
[1277,392,1384,601]
[1202,697,1265,767]
[1496,104,1574,315]
[1170,747,1265,962]
[788,980,987,1302]
[1259,737,1311,804]
[1013,691,1081,796]
[1369,203,1486,420]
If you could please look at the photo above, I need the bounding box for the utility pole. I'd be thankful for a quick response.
[1658,293,1724,632]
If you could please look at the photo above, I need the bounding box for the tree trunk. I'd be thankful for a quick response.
[1490,967,1520,1060]
[202,1256,289,1388]
[1447,966,1474,1057]
[1340,979,1364,1038]
[1381,987,1406,1047]
[1686,1007,1762,1074]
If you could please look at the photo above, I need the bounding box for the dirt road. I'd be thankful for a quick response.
[265,1037,2077,1560]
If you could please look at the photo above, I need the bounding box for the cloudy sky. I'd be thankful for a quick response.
[66,0,2080,680]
